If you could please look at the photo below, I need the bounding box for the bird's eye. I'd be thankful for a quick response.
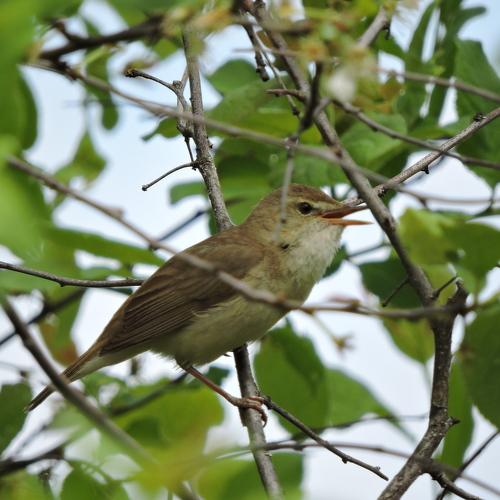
[297,202,313,215]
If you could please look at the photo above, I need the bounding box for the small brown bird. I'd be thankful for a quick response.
[28,184,368,413]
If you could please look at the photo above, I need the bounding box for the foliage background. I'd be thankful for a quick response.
[0,0,499,499]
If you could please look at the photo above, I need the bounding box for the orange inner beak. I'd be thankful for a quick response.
[319,204,371,226]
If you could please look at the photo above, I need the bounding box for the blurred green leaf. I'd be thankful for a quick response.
[169,181,205,204]
[399,209,499,292]
[396,2,435,127]
[39,295,82,365]
[461,304,500,429]
[326,369,392,426]
[198,454,302,500]
[455,40,500,186]
[0,144,51,260]
[116,386,223,452]
[0,471,51,500]
[84,49,119,130]
[383,318,434,364]
[207,59,260,95]
[255,325,330,431]
[341,113,407,169]
[61,466,129,500]
[54,132,106,188]
[47,227,163,266]
[360,257,420,309]
[0,383,31,454]
[143,118,178,140]
[440,360,474,467]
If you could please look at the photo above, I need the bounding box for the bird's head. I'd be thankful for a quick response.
[244,184,370,249]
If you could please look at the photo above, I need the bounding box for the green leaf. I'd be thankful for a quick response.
[198,454,302,500]
[0,383,31,454]
[208,77,298,137]
[326,369,392,426]
[0,144,51,260]
[207,59,260,95]
[460,304,500,429]
[441,360,474,467]
[399,209,500,292]
[116,386,223,452]
[0,471,52,500]
[396,2,436,126]
[383,318,434,364]
[39,295,82,365]
[360,257,420,308]
[454,40,500,186]
[84,49,119,130]
[54,132,106,188]
[143,118,178,140]
[340,113,407,169]
[47,227,163,266]
[255,325,330,431]
[61,467,129,500]
[169,181,205,204]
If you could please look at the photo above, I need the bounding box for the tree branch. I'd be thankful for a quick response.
[333,100,500,171]
[249,3,472,498]
[181,27,282,499]
[2,301,152,463]
[39,16,164,61]
[0,261,142,288]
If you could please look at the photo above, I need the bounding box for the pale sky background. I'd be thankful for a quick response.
[1,1,499,499]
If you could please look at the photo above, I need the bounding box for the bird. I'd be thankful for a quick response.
[27,184,369,414]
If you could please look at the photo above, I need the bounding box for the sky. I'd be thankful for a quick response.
[1,1,499,499]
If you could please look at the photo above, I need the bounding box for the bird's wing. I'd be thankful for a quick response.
[98,232,265,355]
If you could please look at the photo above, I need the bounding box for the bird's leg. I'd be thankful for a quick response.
[184,366,267,425]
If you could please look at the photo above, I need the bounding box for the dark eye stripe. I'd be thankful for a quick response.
[297,202,313,214]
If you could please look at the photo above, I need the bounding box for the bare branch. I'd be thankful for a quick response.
[39,16,164,61]
[141,161,198,191]
[357,8,390,48]
[0,261,142,288]
[263,396,388,481]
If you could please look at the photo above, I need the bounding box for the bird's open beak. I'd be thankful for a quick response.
[319,204,371,226]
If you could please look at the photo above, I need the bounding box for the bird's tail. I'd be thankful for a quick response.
[26,345,100,412]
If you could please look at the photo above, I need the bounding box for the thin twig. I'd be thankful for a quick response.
[0,261,143,288]
[241,20,270,81]
[263,397,388,481]
[142,161,198,191]
[382,277,409,307]
[436,431,500,500]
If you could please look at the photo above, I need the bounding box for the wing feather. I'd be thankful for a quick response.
[98,230,264,355]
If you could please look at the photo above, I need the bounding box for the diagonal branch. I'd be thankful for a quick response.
[2,301,152,463]
[249,3,472,498]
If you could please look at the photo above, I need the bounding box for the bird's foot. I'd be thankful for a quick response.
[226,394,268,426]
